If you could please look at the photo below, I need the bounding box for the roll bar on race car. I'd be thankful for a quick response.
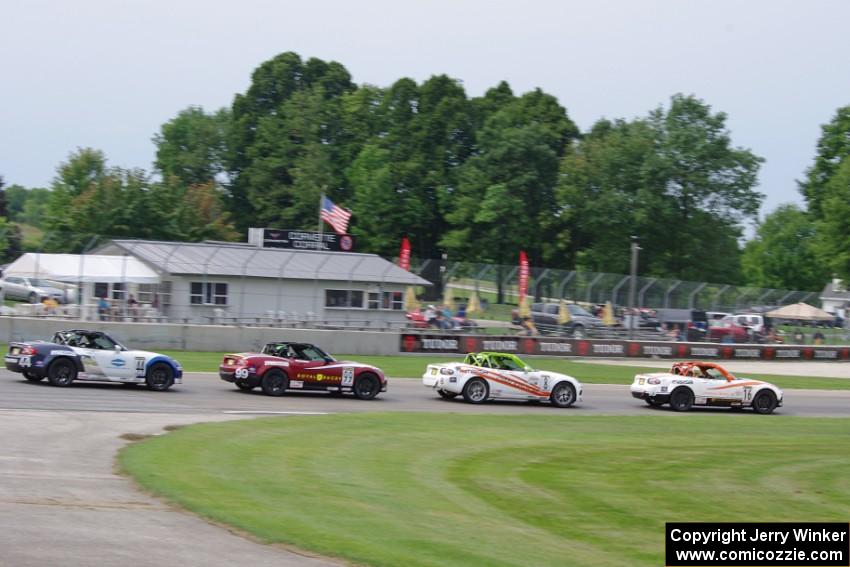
[671,361,736,381]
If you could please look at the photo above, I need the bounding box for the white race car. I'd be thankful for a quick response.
[5,329,183,391]
[422,351,583,407]
[630,361,783,414]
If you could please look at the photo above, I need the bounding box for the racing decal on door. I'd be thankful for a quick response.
[341,367,355,387]
[135,357,146,378]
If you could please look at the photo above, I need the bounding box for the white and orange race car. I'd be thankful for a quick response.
[422,352,583,407]
[630,361,783,414]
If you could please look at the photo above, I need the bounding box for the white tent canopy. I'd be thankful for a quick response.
[3,253,160,283]
[765,302,833,321]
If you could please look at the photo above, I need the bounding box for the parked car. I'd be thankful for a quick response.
[729,313,766,334]
[4,329,182,390]
[1,276,71,303]
[530,302,602,338]
[422,351,583,407]
[219,341,387,399]
[630,361,783,414]
[708,317,751,343]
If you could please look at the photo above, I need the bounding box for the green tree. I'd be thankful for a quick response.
[800,106,850,220]
[741,204,827,290]
[154,106,230,187]
[227,53,356,228]
[442,88,579,266]
[645,94,762,280]
[814,156,850,281]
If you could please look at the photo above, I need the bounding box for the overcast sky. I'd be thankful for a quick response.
[2,0,848,220]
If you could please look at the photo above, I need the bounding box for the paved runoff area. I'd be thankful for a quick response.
[2,366,850,566]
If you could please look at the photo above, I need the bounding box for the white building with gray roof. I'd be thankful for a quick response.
[92,239,429,325]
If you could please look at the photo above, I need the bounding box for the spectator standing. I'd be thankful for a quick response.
[98,296,110,321]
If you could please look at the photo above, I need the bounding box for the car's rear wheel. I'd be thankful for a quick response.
[437,389,458,399]
[261,370,288,396]
[752,390,778,415]
[353,373,380,400]
[235,379,254,391]
[47,358,76,387]
[645,398,664,407]
[549,382,577,408]
[146,363,175,392]
[462,378,489,404]
[23,371,44,382]
[669,387,694,412]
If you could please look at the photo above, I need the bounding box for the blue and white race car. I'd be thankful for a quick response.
[5,329,182,391]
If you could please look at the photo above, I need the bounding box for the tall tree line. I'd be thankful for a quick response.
[12,51,807,286]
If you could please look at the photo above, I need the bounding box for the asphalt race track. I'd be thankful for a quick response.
[2,369,850,567]
[2,370,850,417]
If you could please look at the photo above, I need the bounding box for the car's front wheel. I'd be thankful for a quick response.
[751,390,778,415]
[47,358,77,387]
[549,382,577,408]
[353,373,380,400]
[261,370,288,396]
[23,371,44,382]
[437,389,458,399]
[669,387,694,412]
[462,378,489,404]
[146,363,175,392]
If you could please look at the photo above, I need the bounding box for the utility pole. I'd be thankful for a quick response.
[628,236,641,340]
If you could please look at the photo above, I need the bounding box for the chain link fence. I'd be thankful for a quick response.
[412,258,820,312]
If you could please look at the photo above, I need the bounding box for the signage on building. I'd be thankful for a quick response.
[249,228,355,252]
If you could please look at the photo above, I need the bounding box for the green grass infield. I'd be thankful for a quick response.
[161,350,850,391]
[120,413,850,567]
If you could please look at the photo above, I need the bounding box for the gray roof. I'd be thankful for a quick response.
[98,240,430,286]
[821,281,850,301]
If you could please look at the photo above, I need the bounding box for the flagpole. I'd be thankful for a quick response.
[317,188,325,251]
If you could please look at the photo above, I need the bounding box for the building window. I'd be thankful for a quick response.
[138,281,172,307]
[190,282,228,305]
[367,291,404,310]
[325,289,364,308]
[94,282,109,299]
[112,282,126,301]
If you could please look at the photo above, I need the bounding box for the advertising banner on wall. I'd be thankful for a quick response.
[399,334,850,361]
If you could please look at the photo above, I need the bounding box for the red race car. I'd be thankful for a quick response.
[219,341,387,399]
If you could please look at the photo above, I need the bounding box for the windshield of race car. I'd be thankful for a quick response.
[264,343,334,362]
[56,331,122,350]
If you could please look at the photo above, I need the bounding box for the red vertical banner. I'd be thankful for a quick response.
[399,236,411,271]
[518,250,529,300]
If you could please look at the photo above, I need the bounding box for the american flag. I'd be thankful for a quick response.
[320,196,352,235]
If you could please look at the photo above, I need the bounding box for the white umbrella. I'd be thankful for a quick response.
[765,302,833,321]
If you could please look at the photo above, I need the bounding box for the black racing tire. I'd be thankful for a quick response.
[669,387,694,412]
[437,389,458,399]
[146,362,175,392]
[462,378,489,404]
[572,325,586,339]
[751,390,778,415]
[549,382,577,408]
[353,373,380,400]
[261,370,288,396]
[645,398,665,407]
[235,380,254,391]
[23,371,45,382]
[47,358,77,387]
